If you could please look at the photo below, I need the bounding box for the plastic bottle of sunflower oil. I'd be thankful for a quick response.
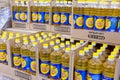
[50,46,62,79]
[102,55,116,80]
[21,40,31,73]
[61,48,71,80]
[29,42,38,75]
[84,47,92,59]
[100,46,108,59]
[61,37,65,43]
[88,45,94,54]
[60,43,65,54]
[97,49,106,62]
[15,33,20,38]
[56,39,60,45]
[65,41,70,48]
[0,35,8,65]
[91,42,97,51]
[12,38,22,69]
[40,43,51,76]
[49,41,55,52]
[87,52,103,80]
[70,38,75,45]
[75,50,88,80]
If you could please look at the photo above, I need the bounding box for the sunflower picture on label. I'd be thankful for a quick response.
[61,14,67,24]
[95,19,105,30]
[53,14,60,23]
[31,61,36,71]
[61,68,69,80]
[75,71,82,80]
[32,13,38,21]
[0,52,7,62]
[50,65,58,77]
[13,56,21,67]
[105,19,111,29]
[20,13,27,21]
[38,14,42,21]
[21,58,26,68]
[41,63,49,74]
[76,17,84,27]
[69,15,72,25]
[45,14,49,22]
[86,18,94,28]
[15,13,20,20]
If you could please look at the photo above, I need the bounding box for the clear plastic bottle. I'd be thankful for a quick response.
[61,37,65,43]
[12,38,22,69]
[65,41,70,48]
[87,53,103,80]
[21,40,31,73]
[70,38,75,45]
[48,32,53,38]
[75,50,88,80]
[35,33,40,39]
[76,42,80,47]
[29,42,37,75]
[97,49,106,62]
[102,55,116,80]
[46,38,50,41]
[50,46,62,79]
[30,37,36,44]
[40,43,51,76]
[16,33,20,38]
[56,39,60,45]
[60,43,65,54]
[0,35,8,64]
[84,47,92,59]
[88,45,94,54]
[61,48,71,80]
[80,40,84,45]
[100,46,108,58]
[91,42,97,51]
[49,41,55,52]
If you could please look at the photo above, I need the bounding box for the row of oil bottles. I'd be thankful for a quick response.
[0,31,119,80]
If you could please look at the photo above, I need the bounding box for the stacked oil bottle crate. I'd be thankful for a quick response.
[0,29,88,80]
[4,0,120,80]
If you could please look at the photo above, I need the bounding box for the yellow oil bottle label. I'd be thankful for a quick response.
[95,19,105,29]
[69,15,72,25]
[51,66,58,76]
[75,72,82,80]
[40,61,50,76]
[21,58,26,68]
[38,14,42,21]
[61,66,69,80]
[0,52,7,62]
[76,17,84,27]
[75,70,87,80]
[86,18,94,28]
[45,13,49,22]
[50,63,61,78]
[20,13,27,21]
[32,13,38,21]
[61,14,67,23]
[13,56,21,67]
[15,13,20,20]
[30,61,36,72]
[53,14,60,23]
